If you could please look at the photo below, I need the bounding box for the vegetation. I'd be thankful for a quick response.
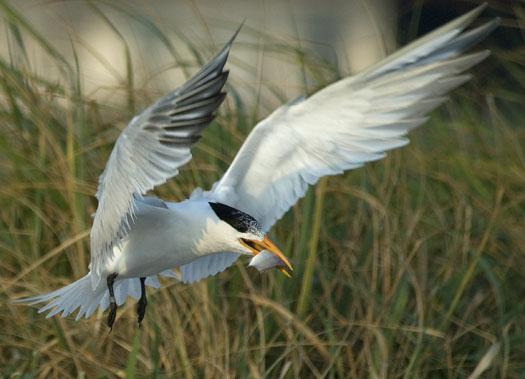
[1,1,524,378]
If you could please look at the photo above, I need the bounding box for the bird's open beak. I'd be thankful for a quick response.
[240,235,293,277]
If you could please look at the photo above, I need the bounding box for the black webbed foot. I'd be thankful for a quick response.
[107,301,117,330]
[137,277,147,327]
[106,273,118,330]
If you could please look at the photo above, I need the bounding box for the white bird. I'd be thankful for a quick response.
[16,4,498,328]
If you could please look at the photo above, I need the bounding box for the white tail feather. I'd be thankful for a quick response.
[13,270,178,321]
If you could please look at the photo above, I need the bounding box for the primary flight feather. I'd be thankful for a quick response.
[15,4,499,327]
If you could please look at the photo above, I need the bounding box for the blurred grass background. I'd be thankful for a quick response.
[1,0,524,378]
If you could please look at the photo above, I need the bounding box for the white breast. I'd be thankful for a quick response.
[106,199,240,278]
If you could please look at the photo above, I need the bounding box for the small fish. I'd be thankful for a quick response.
[249,250,293,277]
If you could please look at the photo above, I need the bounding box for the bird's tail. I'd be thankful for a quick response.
[14,271,178,321]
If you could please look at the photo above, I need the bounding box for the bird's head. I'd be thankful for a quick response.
[209,202,293,277]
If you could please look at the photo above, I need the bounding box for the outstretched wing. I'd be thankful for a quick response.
[208,4,498,233]
[90,29,239,287]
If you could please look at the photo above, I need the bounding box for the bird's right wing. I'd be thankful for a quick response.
[207,4,498,233]
[90,29,239,287]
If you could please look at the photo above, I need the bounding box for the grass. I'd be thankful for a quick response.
[1,1,524,378]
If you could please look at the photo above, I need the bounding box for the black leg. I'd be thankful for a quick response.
[137,277,147,327]
[106,273,118,330]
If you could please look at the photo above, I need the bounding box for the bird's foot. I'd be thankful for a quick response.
[137,296,147,327]
[136,277,147,327]
[107,300,117,330]
[106,272,118,330]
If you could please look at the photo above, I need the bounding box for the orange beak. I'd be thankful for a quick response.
[240,235,293,277]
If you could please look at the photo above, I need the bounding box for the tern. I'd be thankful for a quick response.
[16,4,498,328]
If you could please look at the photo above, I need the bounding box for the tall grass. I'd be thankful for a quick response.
[1,1,524,378]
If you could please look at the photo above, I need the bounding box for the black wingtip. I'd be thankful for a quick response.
[482,17,502,38]
[219,20,244,55]
[229,20,245,45]
[492,17,502,28]
[208,21,243,74]
[471,2,488,16]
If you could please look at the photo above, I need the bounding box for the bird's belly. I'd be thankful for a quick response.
[102,199,235,279]
[115,244,195,279]
[111,229,201,278]
[105,209,200,279]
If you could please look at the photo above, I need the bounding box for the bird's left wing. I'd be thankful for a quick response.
[179,253,241,283]
[90,31,238,287]
[207,5,498,233]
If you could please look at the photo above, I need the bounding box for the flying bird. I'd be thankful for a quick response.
[16,4,499,328]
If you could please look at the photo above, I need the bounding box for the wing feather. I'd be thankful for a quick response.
[90,29,240,287]
[206,5,498,235]
[180,253,241,284]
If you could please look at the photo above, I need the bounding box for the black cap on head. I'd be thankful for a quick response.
[209,202,262,236]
